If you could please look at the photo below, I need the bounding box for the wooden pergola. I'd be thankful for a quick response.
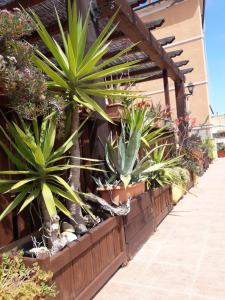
[0,0,193,121]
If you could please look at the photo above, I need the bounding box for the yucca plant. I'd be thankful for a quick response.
[0,112,98,250]
[123,104,171,149]
[30,0,141,228]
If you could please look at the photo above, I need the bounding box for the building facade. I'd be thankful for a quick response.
[135,0,210,129]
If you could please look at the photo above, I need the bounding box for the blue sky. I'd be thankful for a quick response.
[205,0,225,114]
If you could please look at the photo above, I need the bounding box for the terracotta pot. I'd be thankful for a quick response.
[155,117,165,128]
[106,103,124,120]
[97,181,145,206]
[218,149,225,158]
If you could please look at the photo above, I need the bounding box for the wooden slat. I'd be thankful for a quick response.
[181,67,194,74]
[175,60,189,67]
[144,18,165,30]
[168,49,183,58]
[159,36,175,46]
[96,0,184,81]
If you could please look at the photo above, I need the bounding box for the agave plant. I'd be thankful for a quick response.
[98,112,179,188]
[0,112,98,248]
[30,0,141,227]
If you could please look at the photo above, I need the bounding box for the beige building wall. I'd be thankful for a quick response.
[136,0,210,125]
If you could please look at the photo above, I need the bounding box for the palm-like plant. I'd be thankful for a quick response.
[0,112,97,248]
[123,104,171,149]
[30,0,141,228]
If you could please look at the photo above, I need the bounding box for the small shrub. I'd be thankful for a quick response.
[0,252,58,300]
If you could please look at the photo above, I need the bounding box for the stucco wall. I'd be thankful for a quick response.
[135,0,210,125]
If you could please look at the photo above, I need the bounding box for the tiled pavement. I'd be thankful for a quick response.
[94,159,225,300]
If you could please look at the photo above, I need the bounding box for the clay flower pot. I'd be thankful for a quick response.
[218,149,225,158]
[97,181,145,206]
[155,117,165,128]
[106,103,124,120]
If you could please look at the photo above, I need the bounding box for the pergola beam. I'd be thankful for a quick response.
[181,68,194,74]
[168,49,183,58]
[96,0,184,81]
[144,18,165,30]
[159,36,175,46]
[175,60,189,67]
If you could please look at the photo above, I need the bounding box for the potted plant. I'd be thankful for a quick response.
[94,108,174,205]
[30,0,143,231]
[217,144,225,158]
[0,112,99,256]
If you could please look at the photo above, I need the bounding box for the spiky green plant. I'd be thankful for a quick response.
[99,112,179,188]
[30,1,140,118]
[0,112,99,247]
[147,145,182,188]
[29,0,142,227]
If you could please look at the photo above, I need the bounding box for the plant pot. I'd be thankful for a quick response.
[155,117,165,128]
[218,149,225,158]
[97,181,145,206]
[172,184,185,204]
[106,103,124,120]
[193,173,199,185]
[1,218,126,300]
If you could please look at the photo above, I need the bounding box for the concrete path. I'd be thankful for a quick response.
[94,159,225,300]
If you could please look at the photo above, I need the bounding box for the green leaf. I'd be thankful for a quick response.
[7,178,37,192]
[41,182,57,217]
[33,55,68,90]
[19,188,40,213]
[0,187,29,221]
[54,198,72,219]
[120,175,131,189]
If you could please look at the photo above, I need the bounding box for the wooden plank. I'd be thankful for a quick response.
[168,49,183,58]
[144,18,165,30]
[181,67,194,74]
[96,0,184,81]
[175,60,189,67]
[159,35,175,46]
[175,80,186,120]
[76,253,125,300]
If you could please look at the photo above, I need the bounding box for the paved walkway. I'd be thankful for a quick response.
[95,159,225,300]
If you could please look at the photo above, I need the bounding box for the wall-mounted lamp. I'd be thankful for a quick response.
[186,82,195,97]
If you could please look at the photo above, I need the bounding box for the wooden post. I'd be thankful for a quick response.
[163,69,171,116]
[175,80,187,141]
[175,80,186,119]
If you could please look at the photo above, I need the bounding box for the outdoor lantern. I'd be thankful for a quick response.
[187,82,195,96]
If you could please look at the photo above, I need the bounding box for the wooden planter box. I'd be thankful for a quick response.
[150,185,173,227]
[122,186,172,260]
[8,218,126,300]
[122,192,155,260]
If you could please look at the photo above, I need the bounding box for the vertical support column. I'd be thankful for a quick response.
[163,69,171,116]
[175,80,187,142]
[175,80,186,119]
